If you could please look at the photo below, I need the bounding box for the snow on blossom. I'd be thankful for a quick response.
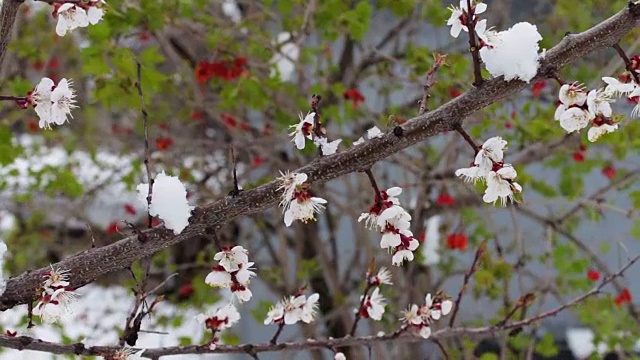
[479,22,542,82]
[446,0,487,38]
[314,137,342,155]
[264,292,320,325]
[289,112,315,149]
[28,78,77,129]
[271,32,300,81]
[401,293,453,339]
[367,267,393,286]
[277,171,326,226]
[195,303,241,331]
[455,137,522,206]
[33,267,78,324]
[358,287,386,321]
[205,246,256,303]
[136,171,193,234]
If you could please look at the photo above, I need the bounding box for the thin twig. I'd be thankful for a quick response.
[229,146,241,196]
[453,124,479,154]
[363,168,383,203]
[270,323,285,344]
[135,60,154,229]
[612,42,640,84]
[448,241,486,327]
[419,53,447,115]
[349,283,373,336]
[466,0,483,86]
[432,338,449,360]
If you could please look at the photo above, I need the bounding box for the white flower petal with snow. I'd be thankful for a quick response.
[136,171,193,234]
[587,123,618,142]
[367,126,383,139]
[278,171,307,209]
[376,205,411,229]
[479,22,542,82]
[559,107,592,133]
[56,4,89,36]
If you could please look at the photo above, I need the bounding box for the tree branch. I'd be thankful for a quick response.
[1,4,639,311]
[0,0,23,69]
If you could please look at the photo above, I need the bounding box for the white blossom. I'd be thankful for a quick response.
[446,0,487,38]
[586,89,613,117]
[479,22,542,82]
[475,136,507,170]
[361,287,386,321]
[421,216,441,266]
[264,302,285,325]
[300,293,319,323]
[283,195,327,226]
[289,112,315,149]
[483,165,522,206]
[391,238,419,266]
[277,171,308,209]
[455,165,486,184]
[368,267,393,286]
[214,246,249,272]
[30,78,77,129]
[87,2,106,25]
[55,3,89,36]
[559,107,592,133]
[196,303,240,331]
[136,171,193,234]
[265,293,320,325]
[204,268,232,287]
[334,353,347,360]
[559,83,587,107]
[602,76,637,96]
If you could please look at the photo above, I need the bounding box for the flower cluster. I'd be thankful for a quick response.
[54,1,106,37]
[27,77,77,130]
[278,171,327,226]
[401,293,453,339]
[359,187,420,266]
[33,266,78,324]
[195,303,241,332]
[357,268,393,321]
[290,112,341,155]
[264,292,320,325]
[554,83,618,142]
[447,1,542,82]
[104,348,146,360]
[205,246,256,303]
[194,57,248,83]
[455,137,522,206]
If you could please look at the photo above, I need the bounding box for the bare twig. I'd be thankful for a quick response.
[466,0,484,86]
[363,168,383,203]
[448,241,486,327]
[349,282,373,336]
[454,124,479,154]
[612,42,640,83]
[419,53,447,115]
[135,60,154,229]
[270,323,285,345]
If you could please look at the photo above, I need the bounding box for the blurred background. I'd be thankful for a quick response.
[0,0,639,359]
